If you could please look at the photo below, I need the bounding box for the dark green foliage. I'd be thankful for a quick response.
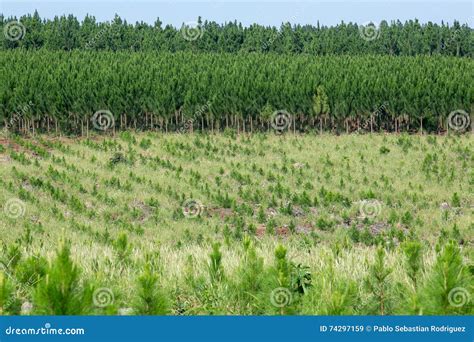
[348,225,360,243]
[109,152,128,166]
[302,265,358,315]
[133,265,169,315]
[113,232,131,264]
[290,264,312,294]
[360,228,375,245]
[379,146,390,154]
[451,192,461,207]
[274,245,290,288]
[2,244,22,271]
[315,217,334,231]
[15,255,47,287]
[208,243,224,284]
[33,242,94,315]
[257,206,266,223]
[0,271,21,315]
[402,241,423,289]
[422,241,473,314]
[234,236,265,313]
[1,14,472,57]
[139,138,152,150]
[1,51,471,134]
[364,247,394,315]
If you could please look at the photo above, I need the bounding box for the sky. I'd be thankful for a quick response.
[1,0,472,27]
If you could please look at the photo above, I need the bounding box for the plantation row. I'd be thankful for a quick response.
[1,51,473,134]
[1,13,473,57]
[1,236,472,315]
[0,133,472,315]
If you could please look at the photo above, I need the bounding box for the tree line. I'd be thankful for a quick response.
[1,50,472,134]
[1,12,473,57]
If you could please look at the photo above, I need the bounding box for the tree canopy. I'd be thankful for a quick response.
[1,12,473,57]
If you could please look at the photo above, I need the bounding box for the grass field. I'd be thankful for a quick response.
[0,131,472,315]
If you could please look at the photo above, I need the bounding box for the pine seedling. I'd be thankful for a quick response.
[313,276,358,315]
[274,245,290,288]
[257,206,266,223]
[0,271,21,315]
[15,255,47,287]
[402,241,423,289]
[2,244,22,271]
[208,243,224,285]
[364,247,394,315]
[266,219,276,235]
[113,232,131,265]
[422,241,472,314]
[235,236,265,313]
[33,242,93,315]
[268,244,298,315]
[133,265,169,315]
[451,224,463,244]
[451,192,461,207]
[184,255,197,289]
[396,240,424,314]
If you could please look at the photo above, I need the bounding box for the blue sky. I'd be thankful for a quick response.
[1,0,472,27]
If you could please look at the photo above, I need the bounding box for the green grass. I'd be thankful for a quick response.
[0,131,472,315]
